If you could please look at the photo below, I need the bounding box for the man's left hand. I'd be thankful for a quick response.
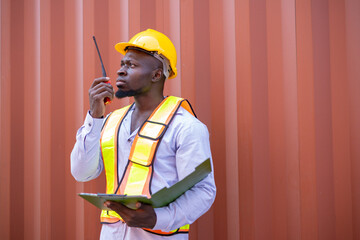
[104,201,157,229]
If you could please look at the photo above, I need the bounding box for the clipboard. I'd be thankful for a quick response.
[79,158,212,210]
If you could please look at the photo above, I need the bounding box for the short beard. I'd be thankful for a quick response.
[115,88,141,99]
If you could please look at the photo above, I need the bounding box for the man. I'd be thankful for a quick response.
[71,29,216,240]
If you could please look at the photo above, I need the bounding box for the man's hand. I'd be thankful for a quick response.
[104,201,157,229]
[89,77,114,118]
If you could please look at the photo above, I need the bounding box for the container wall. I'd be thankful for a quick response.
[1,0,359,239]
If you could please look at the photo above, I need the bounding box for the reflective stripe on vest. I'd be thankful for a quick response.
[100,96,196,234]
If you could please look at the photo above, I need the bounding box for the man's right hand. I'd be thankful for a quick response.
[89,77,114,118]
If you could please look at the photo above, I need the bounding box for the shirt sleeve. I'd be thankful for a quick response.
[70,111,105,182]
[153,121,216,231]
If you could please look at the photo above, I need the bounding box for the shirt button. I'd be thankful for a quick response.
[88,122,92,127]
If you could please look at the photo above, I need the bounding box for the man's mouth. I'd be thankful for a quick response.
[116,80,126,88]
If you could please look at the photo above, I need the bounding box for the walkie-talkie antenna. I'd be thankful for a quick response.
[93,36,107,77]
[93,36,111,104]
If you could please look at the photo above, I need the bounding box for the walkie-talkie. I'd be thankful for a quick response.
[93,36,111,105]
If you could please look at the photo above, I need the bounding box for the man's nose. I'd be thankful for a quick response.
[117,67,127,76]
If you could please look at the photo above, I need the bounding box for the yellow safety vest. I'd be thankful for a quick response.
[100,96,196,235]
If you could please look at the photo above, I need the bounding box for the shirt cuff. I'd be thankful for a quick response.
[84,111,104,135]
[153,207,171,231]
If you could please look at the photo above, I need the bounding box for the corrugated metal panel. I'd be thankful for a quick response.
[0,0,359,239]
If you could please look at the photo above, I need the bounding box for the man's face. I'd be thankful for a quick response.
[115,49,161,99]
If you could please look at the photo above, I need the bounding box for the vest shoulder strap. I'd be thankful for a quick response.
[100,104,133,194]
[128,96,196,167]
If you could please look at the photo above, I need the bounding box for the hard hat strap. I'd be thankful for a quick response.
[152,53,171,79]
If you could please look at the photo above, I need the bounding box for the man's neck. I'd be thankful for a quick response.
[130,94,165,134]
[133,94,165,113]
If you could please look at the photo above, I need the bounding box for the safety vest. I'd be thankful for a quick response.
[99,96,196,235]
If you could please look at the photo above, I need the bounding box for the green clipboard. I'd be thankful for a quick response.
[79,158,212,210]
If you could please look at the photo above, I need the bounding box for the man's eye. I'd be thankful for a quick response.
[130,64,136,68]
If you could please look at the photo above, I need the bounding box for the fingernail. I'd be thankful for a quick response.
[106,77,110,80]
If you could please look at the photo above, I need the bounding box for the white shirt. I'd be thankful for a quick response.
[71,105,216,240]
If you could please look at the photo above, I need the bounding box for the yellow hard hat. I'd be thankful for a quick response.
[115,29,177,79]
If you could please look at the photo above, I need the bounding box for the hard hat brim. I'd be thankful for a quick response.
[115,42,144,56]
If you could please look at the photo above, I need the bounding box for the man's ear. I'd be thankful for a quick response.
[152,69,163,83]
